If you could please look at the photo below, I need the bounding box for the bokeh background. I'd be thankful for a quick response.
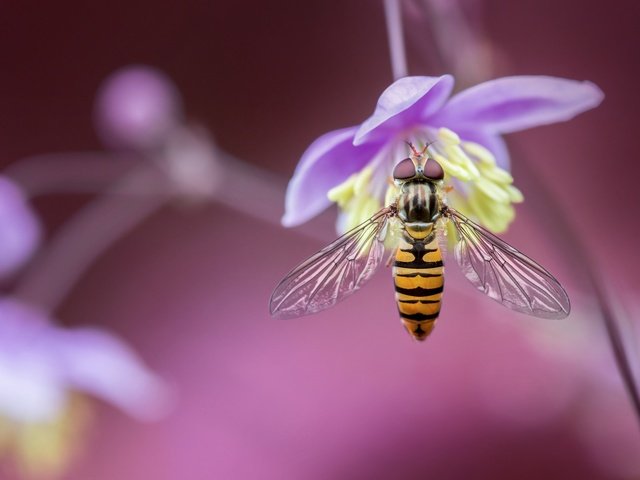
[1,0,640,479]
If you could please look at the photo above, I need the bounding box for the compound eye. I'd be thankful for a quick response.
[424,158,444,180]
[393,158,416,180]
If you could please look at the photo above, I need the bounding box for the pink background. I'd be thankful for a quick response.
[1,1,639,479]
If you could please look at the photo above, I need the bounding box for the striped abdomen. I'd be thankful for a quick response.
[392,234,444,341]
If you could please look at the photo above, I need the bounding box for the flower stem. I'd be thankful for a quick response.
[416,0,493,86]
[9,148,333,313]
[12,166,170,312]
[383,0,408,80]
[516,150,640,429]
[4,152,145,197]
[592,276,640,427]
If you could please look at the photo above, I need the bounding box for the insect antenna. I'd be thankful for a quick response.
[405,140,420,156]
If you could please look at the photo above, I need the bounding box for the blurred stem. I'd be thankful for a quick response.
[383,0,408,80]
[420,0,489,86]
[402,0,639,427]
[4,153,146,197]
[214,152,294,231]
[9,148,333,313]
[515,150,640,429]
[12,166,170,311]
[591,275,640,428]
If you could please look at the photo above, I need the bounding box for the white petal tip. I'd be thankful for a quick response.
[583,81,605,104]
[120,378,178,422]
[280,213,297,228]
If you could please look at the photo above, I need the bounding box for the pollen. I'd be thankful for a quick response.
[328,127,524,237]
[432,152,473,181]
[327,166,376,209]
[327,173,358,208]
[0,395,91,479]
[431,128,525,234]
[475,177,511,204]
[349,195,380,230]
[506,185,524,203]
[477,162,513,185]
[433,129,480,181]
[461,141,496,166]
[438,127,460,145]
[328,167,383,233]
[354,166,374,196]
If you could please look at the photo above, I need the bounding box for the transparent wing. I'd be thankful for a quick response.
[446,207,570,319]
[270,207,395,319]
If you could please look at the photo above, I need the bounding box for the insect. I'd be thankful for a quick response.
[270,143,570,341]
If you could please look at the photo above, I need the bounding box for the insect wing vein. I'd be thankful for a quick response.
[447,208,570,319]
[269,207,394,319]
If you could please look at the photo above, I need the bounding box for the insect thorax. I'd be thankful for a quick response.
[396,181,440,241]
[397,181,439,223]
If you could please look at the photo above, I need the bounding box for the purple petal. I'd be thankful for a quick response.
[457,129,511,170]
[430,76,604,133]
[55,327,173,421]
[0,298,172,422]
[354,75,454,145]
[0,356,66,422]
[282,127,384,227]
[0,176,42,279]
[0,299,67,422]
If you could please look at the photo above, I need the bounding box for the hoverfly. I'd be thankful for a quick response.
[270,143,570,341]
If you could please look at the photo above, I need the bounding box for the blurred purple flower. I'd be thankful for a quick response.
[0,176,41,278]
[0,298,171,423]
[94,65,184,152]
[0,298,170,477]
[283,75,603,231]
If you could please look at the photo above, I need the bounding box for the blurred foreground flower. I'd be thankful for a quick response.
[283,75,603,233]
[0,176,41,279]
[0,65,211,477]
[0,298,171,477]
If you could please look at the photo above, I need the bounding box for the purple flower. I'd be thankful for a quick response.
[0,298,172,476]
[283,75,603,233]
[0,298,170,423]
[0,176,41,278]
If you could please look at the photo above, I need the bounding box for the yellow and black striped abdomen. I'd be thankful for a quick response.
[392,235,444,341]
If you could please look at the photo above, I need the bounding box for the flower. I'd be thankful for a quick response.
[282,75,603,233]
[0,298,171,477]
[0,176,41,278]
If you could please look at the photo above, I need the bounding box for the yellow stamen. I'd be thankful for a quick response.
[434,130,524,233]
[468,189,515,233]
[0,394,92,479]
[353,166,374,197]
[478,163,514,185]
[506,185,524,203]
[438,127,461,145]
[443,144,480,178]
[345,195,380,232]
[461,141,497,166]
[326,128,524,237]
[432,152,474,181]
[327,173,358,207]
[475,177,511,204]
